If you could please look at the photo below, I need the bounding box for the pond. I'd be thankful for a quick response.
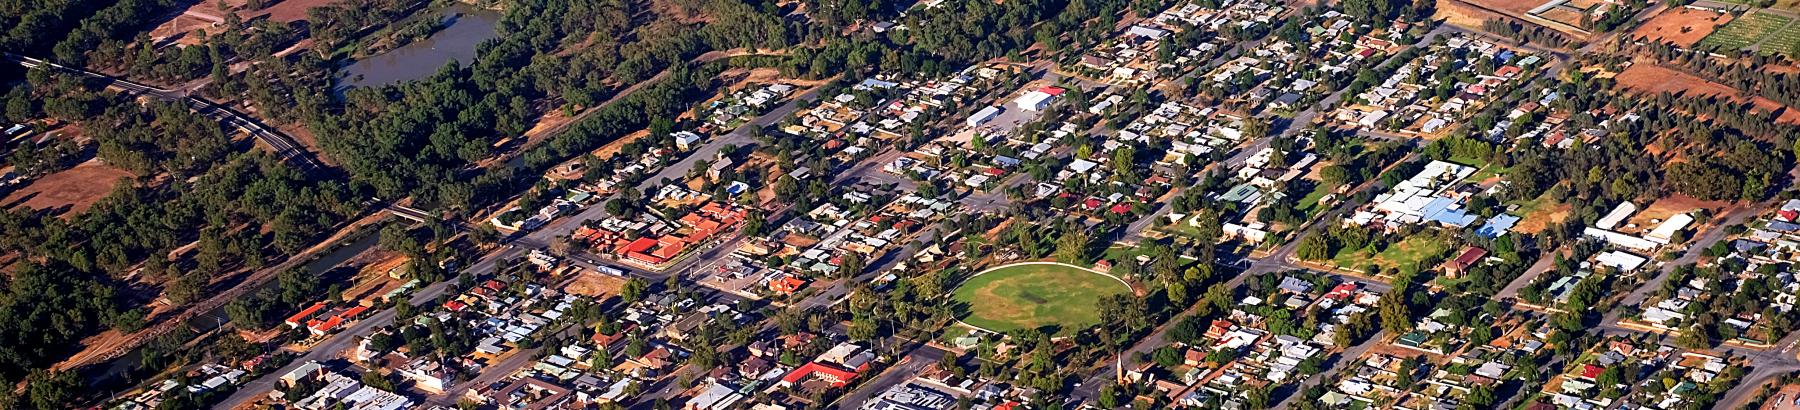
[336,4,501,88]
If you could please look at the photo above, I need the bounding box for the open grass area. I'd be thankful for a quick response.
[1464,163,1508,184]
[1699,11,1793,52]
[952,263,1131,336]
[1103,245,1155,265]
[1298,180,1336,214]
[1331,234,1455,274]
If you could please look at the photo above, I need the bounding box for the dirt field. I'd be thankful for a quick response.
[564,271,628,299]
[342,254,408,301]
[245,0,332,22]
[1468,0,1551,18]
[1632,8,1732,47]
[3,160,134,218]
[1514,202,1571,234]
[1614,63,1800,123]
[148,0,323,45]
[1618,194,1726,233]
[1435,1,1506,29]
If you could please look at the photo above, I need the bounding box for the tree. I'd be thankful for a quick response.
[361,370,396,391]
[1378,293,1414,333]
[839,252,866,278]
[1055,229,1094,264]
[1191,209,1223,243]
[849,313,878,341]
[1296,234,1333,261]
[1320,165,1351,187]
[621,278,648,304]
[1152,346,1183,367]
[24,370,80,410]
[1098,384,1121,408]
[1678,325,1713,349]
[1464,385,1496,408]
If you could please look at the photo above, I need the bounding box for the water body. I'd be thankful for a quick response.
[337,4,501,88]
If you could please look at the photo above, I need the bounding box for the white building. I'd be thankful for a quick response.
[967,106,1002,127]
[1013,86,1064,111]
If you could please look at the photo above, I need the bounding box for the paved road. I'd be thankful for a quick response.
[213,246,514,409]
[1494,251,1558,300]
[3,53,323,173]
[213,79,831,410]
[1613,205,1758,311]
[1272,330,1387,409]
[832,344,951,409]
[1719,331,1800,409]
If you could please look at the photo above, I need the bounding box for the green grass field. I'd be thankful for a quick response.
[1298,181,1335,214]
[1331,234,1454,275]
[1699,11,1793,52]
[952,263,1131,336]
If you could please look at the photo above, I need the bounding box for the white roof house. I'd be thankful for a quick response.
[1645,213,1695,244]
[1593,251,1648,272]
[967,106,1002,127]
[1596,201,1638,230]
[1014,90,1055,111]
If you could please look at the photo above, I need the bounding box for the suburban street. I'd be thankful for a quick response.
[41,0,1800,408]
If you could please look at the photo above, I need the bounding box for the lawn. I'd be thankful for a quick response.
[1699,11,1792,52]
[952,263,1132,336]
[1297,180,1336,214]
[1331,234,1454,275]
[1463,163,1507,184]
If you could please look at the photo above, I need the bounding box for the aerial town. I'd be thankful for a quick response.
[5,0,1800,408]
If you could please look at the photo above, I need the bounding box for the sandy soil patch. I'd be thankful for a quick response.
[1616,194,1727,233]
[1537,8,1586,27]
[564,271,628,299]
[245,0,333,22]
[1435,1,1504,29]
[1513,202,1571,234]
[1632,8,1732,47]
[343,254,408,301]
[4,160,134,218]
[1468,0,1554,17]
[651,0,713,24]
[148,0,322,45]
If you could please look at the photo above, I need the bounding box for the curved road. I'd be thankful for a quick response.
[2,53,324,173]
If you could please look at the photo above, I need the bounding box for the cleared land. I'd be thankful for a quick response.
[1632,8,1732,47]
[1467,0,1549,17]
[565,271,629,299]
[1509,193,1571,234]
[3,160,133,218]
[148,0,322,45]
[1614,63,1800,123]
[952,263,1130,336]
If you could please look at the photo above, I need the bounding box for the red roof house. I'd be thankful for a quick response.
[779,362,860,388]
